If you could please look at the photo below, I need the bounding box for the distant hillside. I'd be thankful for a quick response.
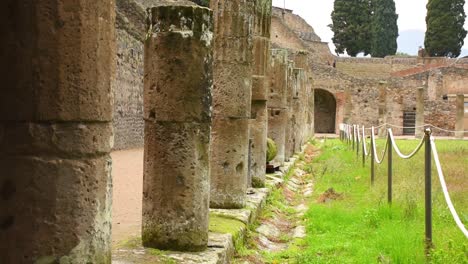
[397,29,468,57]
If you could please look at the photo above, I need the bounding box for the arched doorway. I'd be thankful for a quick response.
[314,89,337,133]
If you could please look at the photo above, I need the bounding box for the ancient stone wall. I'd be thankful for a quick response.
[272,8,466,136]
[114,0,146,150]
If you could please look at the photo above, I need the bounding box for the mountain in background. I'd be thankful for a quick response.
[397,29,468,57]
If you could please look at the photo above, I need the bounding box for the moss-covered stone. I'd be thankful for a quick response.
[209,214,247,251]
[266,138,278,163]
[252,176,266,188]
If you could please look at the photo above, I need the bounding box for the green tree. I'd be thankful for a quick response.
[329,0,372,57]
[192,0,209,7]
[425,0,467,57]
[371,0,399,57]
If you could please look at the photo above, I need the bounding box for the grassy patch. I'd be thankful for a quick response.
[298,139,467,263]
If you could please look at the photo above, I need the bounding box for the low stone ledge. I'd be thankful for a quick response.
[112,154,300,263]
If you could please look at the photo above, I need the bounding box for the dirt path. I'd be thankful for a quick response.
[111,148,144,245]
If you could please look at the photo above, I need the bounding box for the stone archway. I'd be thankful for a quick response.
[314,89,337,133]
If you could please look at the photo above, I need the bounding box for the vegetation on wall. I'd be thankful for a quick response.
[425,0,467,58]
[330,0,399,57]
[371,0,399,57]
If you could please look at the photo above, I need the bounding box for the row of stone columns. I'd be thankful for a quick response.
[141,0,317,253]
[0,0,314,262]
[267,50,315,168]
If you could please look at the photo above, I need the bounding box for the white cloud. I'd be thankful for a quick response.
[272,0,468,54]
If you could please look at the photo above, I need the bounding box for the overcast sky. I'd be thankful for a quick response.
[272,0,468,55]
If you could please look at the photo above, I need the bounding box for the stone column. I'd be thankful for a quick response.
[378,81,388,137]
[308,77,315,137]
[142,5,213,251]
[415,87,425,138]
[267,49,289,167]
[0,1,115,263]
[249,0,272,188]
[210,0,254,208]
[293,68,307,150]
[455,94,465,139]
[284,61,295,160]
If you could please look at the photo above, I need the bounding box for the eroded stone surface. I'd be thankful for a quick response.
[142,4,213,251]
[209,0,255,209]
[0,1,115,263]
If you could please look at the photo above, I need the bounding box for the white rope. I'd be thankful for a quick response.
[371,127,388,164]
[388,129,425,159]
[430,137,468,238]
[353,125,357,144]
[362,126,369,156]
[357,125,361,144]
[362,123,468,133]
[425,124,468,134]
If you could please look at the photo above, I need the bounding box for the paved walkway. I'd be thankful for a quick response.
[111,148,144,244]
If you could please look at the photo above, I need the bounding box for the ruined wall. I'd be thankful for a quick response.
[272,7,466,136]
[270,16,306,51]
[114,0,146,150]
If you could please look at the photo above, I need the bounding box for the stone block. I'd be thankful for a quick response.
[0,155,112,264]
[252,75,268,101]
[210,118,250,209]
[145,5,213,123]
[0,1,115,122]
[0,122,113,156]
[212,63,252,118]
[143,121,211,251]
[253,37,270,76]
[249,101,268,187]
[268,108,287,166]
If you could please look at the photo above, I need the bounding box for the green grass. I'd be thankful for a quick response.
[297,139,468,264]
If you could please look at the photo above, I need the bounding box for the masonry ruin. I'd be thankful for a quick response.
[0,1,466,263]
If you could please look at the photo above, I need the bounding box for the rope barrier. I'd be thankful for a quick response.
[340,123,467,242]
[388,129,425,159]
[359,123,468,134]
[430,137,468,238]
[371,127,388,164]
[362,126,370,157]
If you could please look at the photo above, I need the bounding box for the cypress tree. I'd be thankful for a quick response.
[192,0,210,7]
[425,0,467,57]
[330,0,372,57]
[371,0,399,57]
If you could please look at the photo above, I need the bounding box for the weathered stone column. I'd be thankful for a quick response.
[249,0,272,187]
[284,61,296,160]
[142,5,213,251]
[267,49,289,167]
[378,81,388,137]
[0,1,115,263]
[210,0,254,208]
[415,87,425,138]
[293,68,307,151]
[308,77,315,137]
[455,94,465,139]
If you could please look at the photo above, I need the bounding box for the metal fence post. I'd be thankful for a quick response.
[387,131,392,204]
[424,129,432,250]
